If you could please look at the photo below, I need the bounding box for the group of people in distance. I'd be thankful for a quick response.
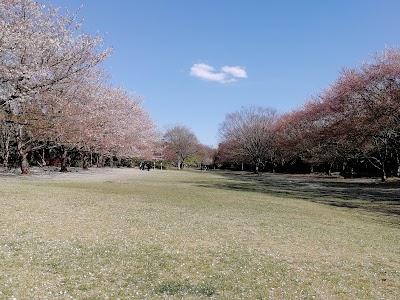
[139,162,151,171]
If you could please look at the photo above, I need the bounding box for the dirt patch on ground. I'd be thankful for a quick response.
[0,166,142,182]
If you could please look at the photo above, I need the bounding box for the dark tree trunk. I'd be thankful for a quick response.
[3,143,9,168]
[16,127,31,175]
[325,163,332,176]
[60,147,68,172]
[367,157,387,181]
[40,148,46,167]
[381,168,387,181]
[109,156,114,168]
[254,162,259,174]
[1,126,10,168]
[97,154,104,168]
[82,152,89,170]
[272,162,277,173]
[20,151,30,175]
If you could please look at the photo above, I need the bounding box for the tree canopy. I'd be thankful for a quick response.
[217,48,400,180]
[0,0,158,173]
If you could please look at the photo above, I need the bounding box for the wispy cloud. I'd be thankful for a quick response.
[190,63,247,83]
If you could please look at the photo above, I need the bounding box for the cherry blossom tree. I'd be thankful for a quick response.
[90,85,159,164]
[358,49,400,178]
[312,49,400,180]
[275,48,400,179]
[274,108,316,172]
[47,82,158,171]
[0,0,111,173]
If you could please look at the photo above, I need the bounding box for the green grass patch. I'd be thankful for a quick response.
[0,169,399,299]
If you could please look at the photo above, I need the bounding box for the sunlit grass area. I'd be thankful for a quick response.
[0,169,399,299]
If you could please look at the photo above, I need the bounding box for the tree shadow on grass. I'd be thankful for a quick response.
[198,171,400,223]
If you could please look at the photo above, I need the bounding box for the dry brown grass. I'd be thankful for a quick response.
[0,168,399,299]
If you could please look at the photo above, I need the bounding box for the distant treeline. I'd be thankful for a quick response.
[215,49,400,181]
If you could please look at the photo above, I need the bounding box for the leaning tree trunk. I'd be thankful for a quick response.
[381,167,387,181]
[367,156,387,182]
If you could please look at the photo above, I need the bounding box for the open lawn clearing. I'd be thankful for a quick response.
[0,168,399,299]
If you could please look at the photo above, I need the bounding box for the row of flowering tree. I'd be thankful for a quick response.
[0,0,158,174]
[217,48,400,180]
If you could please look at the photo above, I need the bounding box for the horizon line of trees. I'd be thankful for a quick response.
[216,48,400,181]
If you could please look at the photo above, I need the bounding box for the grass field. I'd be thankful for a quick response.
[0,168,399,299]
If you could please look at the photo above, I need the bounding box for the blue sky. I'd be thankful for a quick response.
[46,0,400,147]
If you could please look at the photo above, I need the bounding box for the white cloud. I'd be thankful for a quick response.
[190,63,247,83]
[221,66,248,78]
[190,63,226,82]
